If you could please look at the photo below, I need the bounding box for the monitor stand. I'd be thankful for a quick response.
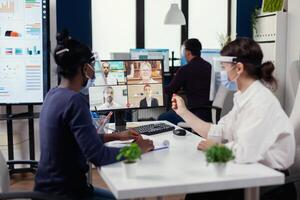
[114,110,126,132]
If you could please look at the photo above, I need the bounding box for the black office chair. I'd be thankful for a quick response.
[0,192,70,200]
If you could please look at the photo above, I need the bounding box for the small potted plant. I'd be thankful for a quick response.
[116,143,142,178]
[205,144,235,176]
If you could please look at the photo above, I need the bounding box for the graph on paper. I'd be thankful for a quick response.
[0,0,48,104]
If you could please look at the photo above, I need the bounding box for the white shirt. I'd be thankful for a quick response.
[97,102,121,110]
[208,81,295,170]
[146,97,152,107]
[95,73,118,86]
[139,78,158,84]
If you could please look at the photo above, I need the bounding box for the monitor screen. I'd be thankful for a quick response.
[180,49,220,66]
[130,49,169,72]
[0,0,49,104]
[201,49,220,65]
[89,60,164,111]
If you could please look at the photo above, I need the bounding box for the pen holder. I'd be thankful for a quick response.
[212,163,227,176]
[123,162,138,178]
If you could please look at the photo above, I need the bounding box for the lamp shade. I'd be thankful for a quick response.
[164,3,186,25]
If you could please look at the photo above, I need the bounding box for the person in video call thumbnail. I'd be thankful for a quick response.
[139,84,159,108]
[98,86,121,109]
[139,62,158,84]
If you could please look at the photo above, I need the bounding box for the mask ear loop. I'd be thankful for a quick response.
[86,62,96,79]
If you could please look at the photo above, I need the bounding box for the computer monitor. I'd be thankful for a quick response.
[89,59,164,130]
[180,49,220,66]
[0,0,50,104]
[130,49,169,72]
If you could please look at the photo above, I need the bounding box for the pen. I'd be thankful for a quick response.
[152,146,169,151]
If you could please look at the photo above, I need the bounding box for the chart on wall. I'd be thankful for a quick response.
[0,0,49,104]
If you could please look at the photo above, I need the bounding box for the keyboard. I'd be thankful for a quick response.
[133,122,175,136]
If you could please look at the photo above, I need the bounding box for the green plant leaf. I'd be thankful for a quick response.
[116,143,142,163]
[205,145,235,163]
[263,0,284,12]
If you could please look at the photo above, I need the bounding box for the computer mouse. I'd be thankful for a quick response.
[173,129,186,136]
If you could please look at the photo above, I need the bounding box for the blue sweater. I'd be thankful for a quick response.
[34,88,120,198]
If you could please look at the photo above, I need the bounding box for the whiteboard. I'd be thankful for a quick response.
[0,0,49,104]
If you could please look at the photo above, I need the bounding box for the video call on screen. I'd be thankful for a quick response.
[89,60,164,111]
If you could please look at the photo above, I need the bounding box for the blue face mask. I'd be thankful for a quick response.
[80,78,95,95]
[220,70,237,91]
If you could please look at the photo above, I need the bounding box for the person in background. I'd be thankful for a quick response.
[172,37,296,200]
[139,84,159,108]
[158,38,212,125]
[34,31,154,200]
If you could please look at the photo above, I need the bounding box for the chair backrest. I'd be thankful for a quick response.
[289,82,300,199]
[290,82,300,171]
[0,150,10,193]
[137,107,166,121]
[212,85,229,108]
[211,85,229,123]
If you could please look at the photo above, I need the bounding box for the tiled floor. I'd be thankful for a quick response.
[9,169,185,200]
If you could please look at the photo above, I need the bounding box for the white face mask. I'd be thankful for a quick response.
[80,78,95,95]
[180,45,187,65]
[80,64,95,95]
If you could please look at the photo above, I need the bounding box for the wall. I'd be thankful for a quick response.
[236,0,261,38]
[285,0,300,114]
[56,0,92,47]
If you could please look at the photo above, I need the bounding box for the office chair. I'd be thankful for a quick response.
[261,82,300,199]
[177,85,229,130]
[287,81,300,199]
[0,150,68,200]
[135,107,166,121]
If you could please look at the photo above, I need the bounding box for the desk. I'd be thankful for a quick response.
[98,121,284,200]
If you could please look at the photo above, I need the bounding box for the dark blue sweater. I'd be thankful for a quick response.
[34,87,120,198]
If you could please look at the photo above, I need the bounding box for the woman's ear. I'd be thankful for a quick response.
[236,62,244,75]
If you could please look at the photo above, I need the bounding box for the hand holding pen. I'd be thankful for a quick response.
[98,111,113,126]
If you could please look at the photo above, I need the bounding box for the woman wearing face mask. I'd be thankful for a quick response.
[172,37,296,200]
[34,31,154,200]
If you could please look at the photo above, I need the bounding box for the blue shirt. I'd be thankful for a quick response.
[34,87,120,198]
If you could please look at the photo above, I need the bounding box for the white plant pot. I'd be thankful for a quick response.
[123,161,138,178]
[212,163,227,176]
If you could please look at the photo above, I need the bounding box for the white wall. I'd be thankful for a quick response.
[285,0,300,114]
[231,0,237,40]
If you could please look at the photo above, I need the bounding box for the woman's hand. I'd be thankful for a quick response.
[135,137,154,153]
[117,129,141,141]
[98,112,113,126]
[197,139,217,151]
[172,94,188,116]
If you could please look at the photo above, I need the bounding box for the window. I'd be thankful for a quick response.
[189,0,228,49]
[92,0,136,59]
[145,0,181,62]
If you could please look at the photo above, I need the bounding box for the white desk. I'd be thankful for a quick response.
[98,121,284,200]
